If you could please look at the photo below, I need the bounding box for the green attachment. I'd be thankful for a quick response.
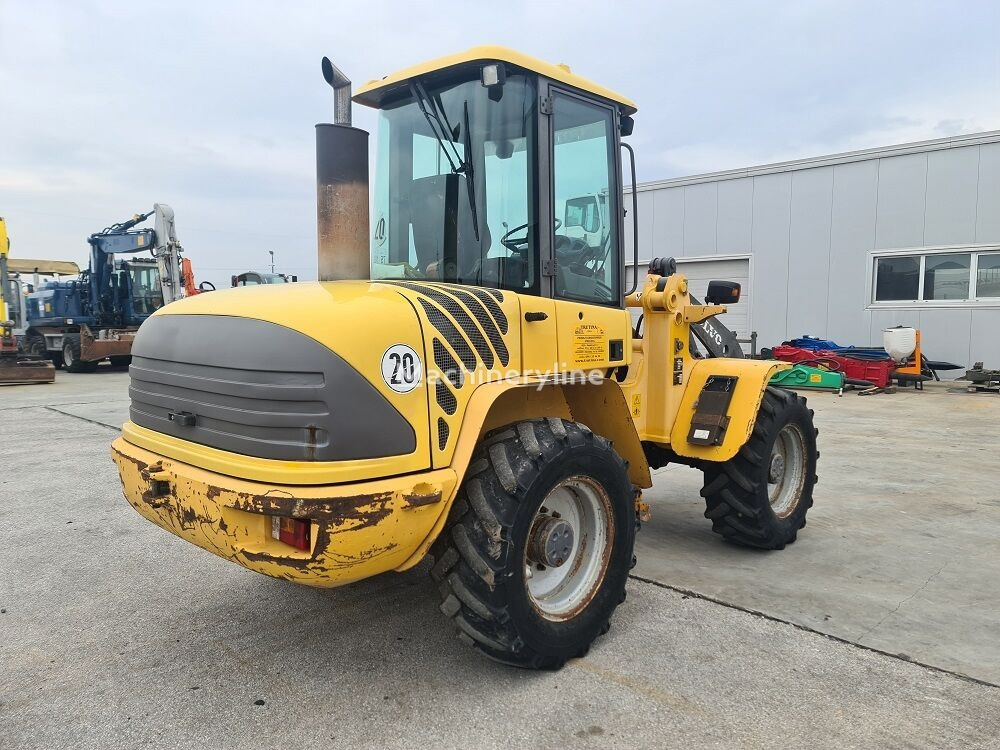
[770,364,844,394]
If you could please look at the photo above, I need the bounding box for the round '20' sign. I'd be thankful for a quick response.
[380,344,422,393]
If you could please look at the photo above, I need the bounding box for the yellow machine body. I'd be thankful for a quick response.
[112,272,783,586]
[112,47,788,587]
[0,217,56,385]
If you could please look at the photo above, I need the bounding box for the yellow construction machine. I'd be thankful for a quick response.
[0,218,56,385]
[113,47,818,668]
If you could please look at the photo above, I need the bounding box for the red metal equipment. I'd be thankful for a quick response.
[770,345,896,389]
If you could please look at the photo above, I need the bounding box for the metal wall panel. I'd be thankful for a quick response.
[626,190,656,264]
[828,160,878,347]
[917,308,973,378]
[970,309,1000,367]
[787,167,834,339]
[750,172,792,343]
[632,135,1000,368]
[651,188,684,257]
[869,308,920,342]
[875,152,927,249]
[976,143,1000,243]
[716,178,754,254]
[924,146,980,246]
[682,182,718,255]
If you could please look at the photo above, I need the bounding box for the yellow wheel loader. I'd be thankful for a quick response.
[112,47,818,669]
[0,218,56,385]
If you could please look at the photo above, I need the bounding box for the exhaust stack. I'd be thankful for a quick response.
[316,56,369,281]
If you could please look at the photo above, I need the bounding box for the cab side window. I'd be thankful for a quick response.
[551,94,619,305]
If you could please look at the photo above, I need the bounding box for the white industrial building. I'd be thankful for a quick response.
[625,130,1000,373]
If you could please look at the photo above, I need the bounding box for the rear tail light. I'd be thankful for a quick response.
[270,516,311,551]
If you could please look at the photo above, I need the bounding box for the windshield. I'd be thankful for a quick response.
[128,264,163,314]
[371,73,537,294]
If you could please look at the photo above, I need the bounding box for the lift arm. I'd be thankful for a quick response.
[87,210,156,318]
[152,204,185,305]
[688,294,745,359]
[86,204,188,318]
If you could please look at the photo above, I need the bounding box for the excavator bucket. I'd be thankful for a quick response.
[0,329,54,385]
[0,357,55,385]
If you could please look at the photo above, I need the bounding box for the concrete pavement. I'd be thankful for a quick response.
[1,372,998,748]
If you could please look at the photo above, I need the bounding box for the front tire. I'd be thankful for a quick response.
[432,418,636,669]
[701,387,817,549]
[62,334,99,373]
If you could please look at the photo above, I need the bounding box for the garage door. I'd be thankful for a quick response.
[625,256,752,337]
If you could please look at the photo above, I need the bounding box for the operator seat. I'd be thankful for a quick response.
[408,174,492,280]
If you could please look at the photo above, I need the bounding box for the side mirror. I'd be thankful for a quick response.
[705,280,741,305]
[231,275,238,287]
[290,275,298,282]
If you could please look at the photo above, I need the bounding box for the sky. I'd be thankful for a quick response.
[2,0,999,288]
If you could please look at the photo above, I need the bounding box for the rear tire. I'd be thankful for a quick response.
[432,418,636,669]
[62,334,99,373]
[701,387,817,549]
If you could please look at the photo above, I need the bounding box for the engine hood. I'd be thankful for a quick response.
[128,281,432,480]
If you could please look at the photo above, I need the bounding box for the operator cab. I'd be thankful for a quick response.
[357,46,637,308]
[122,259,163,318]
[232,271,297,286]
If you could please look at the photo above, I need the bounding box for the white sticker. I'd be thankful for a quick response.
[380,344,422,393]
[693,429,711,440]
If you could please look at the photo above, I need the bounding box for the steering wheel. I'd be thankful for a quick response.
[500,220,562,253]
[198,281,216,292]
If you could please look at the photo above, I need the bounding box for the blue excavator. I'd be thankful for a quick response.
[23,204,188,372]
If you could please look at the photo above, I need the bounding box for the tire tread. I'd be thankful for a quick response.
[433,418,633,669]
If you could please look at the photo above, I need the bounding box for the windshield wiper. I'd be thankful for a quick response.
[460,100,480,242]
[409,80,462,172]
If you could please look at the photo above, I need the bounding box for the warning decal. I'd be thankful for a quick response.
[573,323,605,365]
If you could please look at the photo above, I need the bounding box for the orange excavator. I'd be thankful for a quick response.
[182,258,214,296]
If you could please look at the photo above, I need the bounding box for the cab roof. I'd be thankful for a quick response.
[7,259,80,275]
[353,45,637,115]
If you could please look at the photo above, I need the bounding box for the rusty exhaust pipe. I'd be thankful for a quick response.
[316,56,369,281]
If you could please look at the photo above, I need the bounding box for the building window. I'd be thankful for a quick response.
[874,256,919,301]
[923,253,970,300]
[872,248,1000,304]
[978,253,1000,298]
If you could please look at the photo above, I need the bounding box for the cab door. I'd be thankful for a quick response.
[545,87,631,371]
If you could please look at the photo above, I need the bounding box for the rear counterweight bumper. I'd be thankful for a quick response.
[112,438,456,587]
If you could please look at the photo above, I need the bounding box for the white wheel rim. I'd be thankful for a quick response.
[768,423,806,518]
[524,476,614,621]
